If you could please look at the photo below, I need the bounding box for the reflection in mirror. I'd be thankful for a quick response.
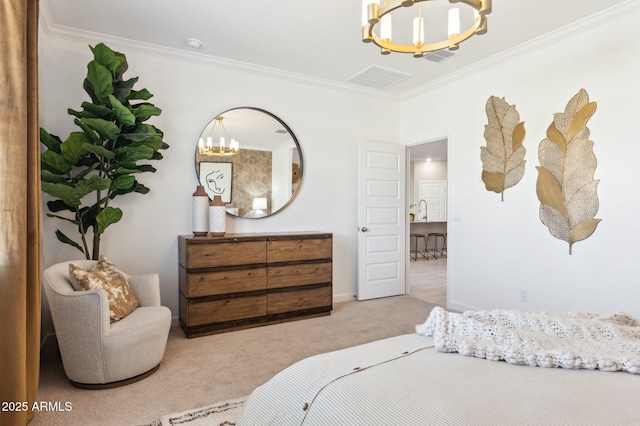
[195,107,302,218]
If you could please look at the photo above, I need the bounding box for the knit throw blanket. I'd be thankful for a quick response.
[416,307,640,374]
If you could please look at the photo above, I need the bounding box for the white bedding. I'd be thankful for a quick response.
[417,307,640,373]
[238,333,640,425]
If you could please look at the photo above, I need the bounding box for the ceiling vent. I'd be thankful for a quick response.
[346,65,412,90]
[423,49,458,63]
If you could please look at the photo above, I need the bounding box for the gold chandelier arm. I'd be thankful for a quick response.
[450,0,491,15]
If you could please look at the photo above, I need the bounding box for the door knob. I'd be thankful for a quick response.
[361,227,368,232]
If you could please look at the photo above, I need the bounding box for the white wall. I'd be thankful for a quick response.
[411,159,447,205]
[400,8,640,319]
[39,35,399,329]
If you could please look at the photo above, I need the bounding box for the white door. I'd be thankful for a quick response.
[419,180,447,222]
[357,141,406,301]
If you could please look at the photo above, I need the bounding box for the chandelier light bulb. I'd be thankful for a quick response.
[448,8,460,38]
[413,16,424,46]
[380,14,392,41]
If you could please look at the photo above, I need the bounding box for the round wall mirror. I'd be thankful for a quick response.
[195,107,302,218]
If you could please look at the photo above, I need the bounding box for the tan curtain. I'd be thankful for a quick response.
[0,0,41,425]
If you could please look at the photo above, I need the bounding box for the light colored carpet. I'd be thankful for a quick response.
[33,295,437,426]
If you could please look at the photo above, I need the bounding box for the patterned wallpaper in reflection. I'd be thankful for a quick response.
[197,149,272,216]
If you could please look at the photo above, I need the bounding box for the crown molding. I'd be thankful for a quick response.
[39,0,640,103]
[401,0,640,101]
[38,0,399,103]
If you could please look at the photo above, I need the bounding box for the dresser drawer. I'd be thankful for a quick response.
[184,240,266,268]
[267,262,332,289]
[181,267,266,297]
[267,236,332,263]
[184,295,267,326]
[267,285,332,315]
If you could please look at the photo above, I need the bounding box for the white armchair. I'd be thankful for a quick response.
[43,260,171,389]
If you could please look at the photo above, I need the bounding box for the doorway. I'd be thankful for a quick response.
[407,139,448,307]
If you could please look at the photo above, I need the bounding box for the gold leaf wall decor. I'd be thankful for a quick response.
[536,89,601,254]
[481,96,526,201]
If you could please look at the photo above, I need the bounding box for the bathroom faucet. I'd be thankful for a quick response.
[419,199,427,221]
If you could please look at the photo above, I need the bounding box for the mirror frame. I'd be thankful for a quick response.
[195,107,303,219]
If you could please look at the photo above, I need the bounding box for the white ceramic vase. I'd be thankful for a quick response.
[192,185,209,236]
[209,195,226,236]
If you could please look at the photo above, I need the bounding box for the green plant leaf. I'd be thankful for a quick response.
[134,182,150,194]
[113,77,138,103]
[133,104,162,122]
[68,108,92,119]
[110,168,144,176]
[41,151,71,175]
[114,51,128,80]
[134,164,157,173]
[90,43,120,78]
[96,207,122,234]
[68,102,115,120]
[47,199,74,213]
[60,132,91,165]
[110,175,135,191]
[42,183,81,207]
[55,229,84,254]
[119,132,158,142]
[128,88,153,100]
[44,176,110,208]
[82,143,116,160]
[108,95,136,126]
[46,213,79,225]
[86,60,114,104]
[83,78,99,105]
[110,160,136,170]
[130,124,164,148]
[80,117,120,140]
[81,101,115,119]
[41,172,68,184]
[79,204,101,233]
[40,128,62,152]
[76,175,111,200]
[115,145,154,161]
[73,118,102,145]
[108,163,155,175]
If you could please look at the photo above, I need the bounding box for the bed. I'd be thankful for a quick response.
[237,308,640,425]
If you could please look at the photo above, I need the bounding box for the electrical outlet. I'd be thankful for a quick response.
[520,288,528,302]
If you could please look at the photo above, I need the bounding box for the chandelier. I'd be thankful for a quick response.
[362,0,491,58]
[198,116,239,157]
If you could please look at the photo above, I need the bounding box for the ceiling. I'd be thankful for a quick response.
[42,0,630,98]
[40,1,633,161]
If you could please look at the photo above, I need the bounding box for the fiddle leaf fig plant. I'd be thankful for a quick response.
[40,43,169,260]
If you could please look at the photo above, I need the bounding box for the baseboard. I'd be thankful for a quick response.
[447,299,483,313]
[171,315,180,328]
[333,293,356,303]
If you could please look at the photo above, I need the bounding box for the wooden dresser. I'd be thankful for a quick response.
[178,232,332,338]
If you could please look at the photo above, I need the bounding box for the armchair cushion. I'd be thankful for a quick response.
[69,255,138,322]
